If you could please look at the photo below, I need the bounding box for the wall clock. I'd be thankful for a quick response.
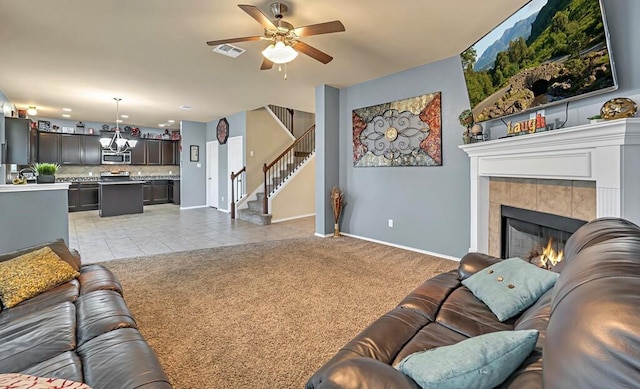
[217,118,229,144]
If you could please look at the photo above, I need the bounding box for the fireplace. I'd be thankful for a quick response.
[501,205,587,264]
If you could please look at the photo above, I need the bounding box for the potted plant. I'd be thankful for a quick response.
[31,162,60,184]
[458,109,474,144]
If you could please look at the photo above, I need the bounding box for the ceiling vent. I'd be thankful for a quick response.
[212,44,246,58]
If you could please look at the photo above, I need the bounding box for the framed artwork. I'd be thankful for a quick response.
[190,145,199,162]
[353,92,442,167]
[37,120,51,131]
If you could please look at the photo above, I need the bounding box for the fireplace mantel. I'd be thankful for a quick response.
[459,118,640,253]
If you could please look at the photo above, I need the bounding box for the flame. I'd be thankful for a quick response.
[540,237,564,268]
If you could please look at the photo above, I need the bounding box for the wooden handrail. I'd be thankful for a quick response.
[268,105,294,134]
[230,166,246,219]
[264,125,315,171]
[262,125,315,214]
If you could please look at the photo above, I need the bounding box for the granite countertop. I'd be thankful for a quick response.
[57,175,180,183]
[98,181,146,185]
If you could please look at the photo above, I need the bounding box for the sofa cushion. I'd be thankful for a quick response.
[0,247,80,308]
[76,290,137,345]
[0,373,91,388]
[395,330,539,389]
[20,352,84,384]
[462,257,558,322]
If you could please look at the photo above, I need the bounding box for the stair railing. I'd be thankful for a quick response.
[230,166,246,219]
[268,104,294,135]
[262,125,315,214]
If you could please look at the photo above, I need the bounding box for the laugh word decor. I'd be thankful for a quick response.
[353,92,442,167]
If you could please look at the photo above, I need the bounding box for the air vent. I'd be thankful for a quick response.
[212,44,246,58]
[178,105,192,111]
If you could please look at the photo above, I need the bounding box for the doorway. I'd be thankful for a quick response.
[206,141,219,208]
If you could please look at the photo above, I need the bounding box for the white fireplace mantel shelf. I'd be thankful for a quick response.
[459,118,640,253]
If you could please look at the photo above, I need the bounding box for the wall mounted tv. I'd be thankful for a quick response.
[460,0,617,122]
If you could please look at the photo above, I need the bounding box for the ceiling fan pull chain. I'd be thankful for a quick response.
[284,63,288,80]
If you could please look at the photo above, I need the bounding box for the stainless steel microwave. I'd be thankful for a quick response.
[101,150,131,164]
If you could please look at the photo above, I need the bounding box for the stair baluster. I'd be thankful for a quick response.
[230,166,246,219]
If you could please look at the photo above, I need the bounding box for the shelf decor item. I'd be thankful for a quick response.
[600,97,638,120]
[458,109,474,144]
[190,145,199,162]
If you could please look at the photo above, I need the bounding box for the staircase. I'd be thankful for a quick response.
[235,125,315,225]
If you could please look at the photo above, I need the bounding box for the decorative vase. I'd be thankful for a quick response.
[37,175,55,184]
[334,223,340,237]
[462,134,472,144]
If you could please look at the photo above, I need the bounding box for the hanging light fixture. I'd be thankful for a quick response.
[261,39,298,64]
[27,106,38,116]
[99,98,137,153]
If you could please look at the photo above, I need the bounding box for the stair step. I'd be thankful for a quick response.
[247,199,263,212]
[237,208,272,226]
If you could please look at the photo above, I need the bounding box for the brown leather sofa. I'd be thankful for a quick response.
[0,240,171,389]
[306,217,640,388]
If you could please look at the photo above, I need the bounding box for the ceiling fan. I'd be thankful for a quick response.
[206,3,345,70]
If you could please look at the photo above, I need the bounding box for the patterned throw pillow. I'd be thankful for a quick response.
[0,246,80,308]
[0,374,91,388]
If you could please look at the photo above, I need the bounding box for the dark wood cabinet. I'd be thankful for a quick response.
[68,182,99,212]
[83,138,102,165]
[161,141,176,165]
[169,180,180,205]
[61,135,83,165]
[146,140,161,165]
[38,132,60,163]
[131,139,147,165]
[143,183,152,204]
[152,180,169,203]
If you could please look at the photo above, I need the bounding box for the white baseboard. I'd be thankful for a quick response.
[272,213,315,223]
[339,232,461,262]
[315,232,333,238]
[179,205,208,210]
[218,208,230,214]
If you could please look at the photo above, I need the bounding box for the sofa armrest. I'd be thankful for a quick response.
[306,357,420,389]
[458,252,502,280]
[70,248,81,266]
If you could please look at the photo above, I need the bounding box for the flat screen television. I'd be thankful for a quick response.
[460,0,617,122]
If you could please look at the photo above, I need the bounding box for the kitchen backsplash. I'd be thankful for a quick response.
[57,165,179,179]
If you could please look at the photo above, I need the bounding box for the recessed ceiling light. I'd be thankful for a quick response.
[168,119,175,123]
[116,119,123,123]
[62,114,71,118]
[178,105,192,110]
[120,114,129,118]
[62,108,72,112]
[159,124,165,127]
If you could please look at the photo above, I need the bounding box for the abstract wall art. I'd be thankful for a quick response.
[352,92,442,167]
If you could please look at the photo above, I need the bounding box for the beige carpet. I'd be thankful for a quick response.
[102,236,457,389]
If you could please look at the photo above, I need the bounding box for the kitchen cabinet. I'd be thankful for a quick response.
[4,117,36,164]
[131,139,146,165]
[152,180,169,203]
[169,180,180,205]
[61,135,82,164]
[38,132,60,164]
[143,182,152,204]
[39,132,102,165]
[68,182,100,212]
[146,140,161,165]
[161,141,177,165]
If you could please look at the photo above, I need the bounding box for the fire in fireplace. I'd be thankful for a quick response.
[501,206,587,268]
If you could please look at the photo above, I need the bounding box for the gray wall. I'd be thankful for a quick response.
[0,90,12,181]
[484,0,640,137]
[206,112,246,211]
[180,120,207,208]
[0,189,69,252]
[335,56,472,258]
[315,85,340,235]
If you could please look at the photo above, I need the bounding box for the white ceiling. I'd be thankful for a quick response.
[0,0,528,129]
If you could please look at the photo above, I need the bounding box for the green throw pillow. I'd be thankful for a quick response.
[461,257,559,322]
[395,330,539,389]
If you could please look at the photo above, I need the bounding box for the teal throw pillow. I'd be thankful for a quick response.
[396,330,539,389]
[462,257,559,322]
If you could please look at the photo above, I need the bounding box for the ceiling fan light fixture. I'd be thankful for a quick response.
[262,41,298,64]
[27,106,38,116]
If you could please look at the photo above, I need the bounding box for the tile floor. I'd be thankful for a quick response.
[68,203,316,263]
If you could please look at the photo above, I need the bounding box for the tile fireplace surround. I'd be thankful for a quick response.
[460,118,640,254]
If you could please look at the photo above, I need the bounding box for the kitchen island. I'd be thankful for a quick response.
[98,181,145,217]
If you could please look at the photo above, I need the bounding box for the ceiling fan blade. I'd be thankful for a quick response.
[206,36,264,46]
[238,4,277,30]
[293,41,334,64]
[292,20,345,37]
[260,58,274,70]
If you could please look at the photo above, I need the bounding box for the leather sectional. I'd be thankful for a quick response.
[306,217,640,388]
[0,240,171,388]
